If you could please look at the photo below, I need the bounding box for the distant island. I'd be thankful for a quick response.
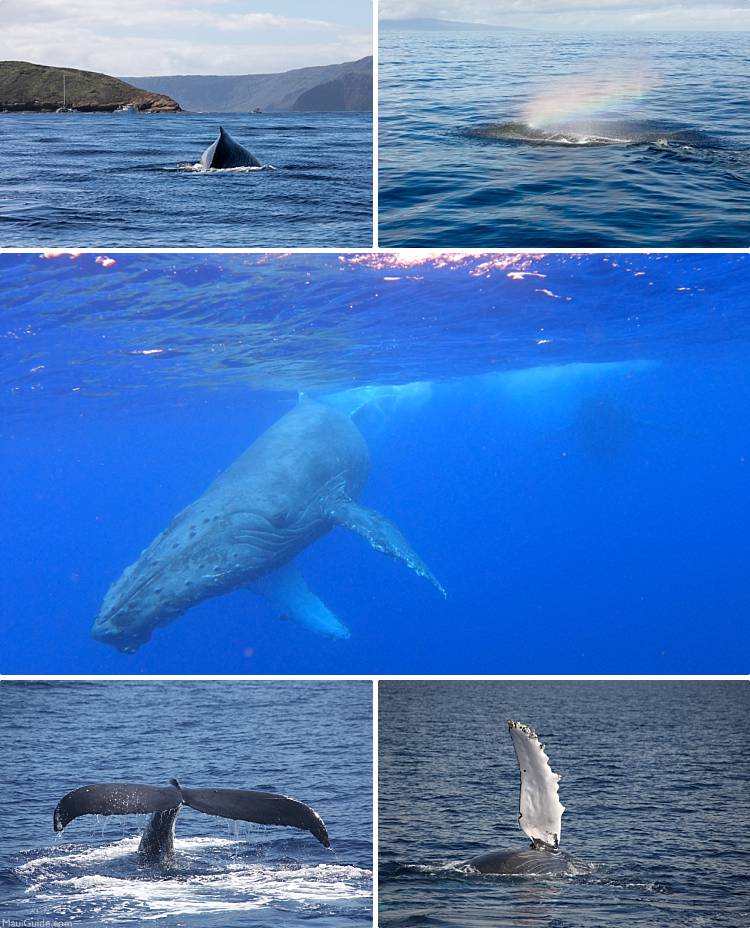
[0,61,181,112]
[380,18,509,31]
[124,57,373,113]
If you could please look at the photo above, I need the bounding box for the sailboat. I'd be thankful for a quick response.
[55,74,76,113]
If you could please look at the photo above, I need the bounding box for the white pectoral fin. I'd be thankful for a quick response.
[328,498,446,598]
[251,562,350,639]
[508,720,565,850]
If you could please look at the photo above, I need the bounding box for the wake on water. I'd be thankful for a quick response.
[174,163,276,173]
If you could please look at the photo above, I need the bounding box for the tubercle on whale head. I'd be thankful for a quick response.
[90,611,155,654]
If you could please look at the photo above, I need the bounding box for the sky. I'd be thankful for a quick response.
[379,0,750,31]
[0,0,372,75]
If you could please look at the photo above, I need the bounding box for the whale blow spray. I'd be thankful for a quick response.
[521,65,659,129]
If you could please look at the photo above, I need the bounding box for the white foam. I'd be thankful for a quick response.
[18,836,141,874]
[175,163,275,173]
[21,840,371,920]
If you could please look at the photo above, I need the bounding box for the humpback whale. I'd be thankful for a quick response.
[92,401,444,653]
[200,126,261,169]
[464,721,578,876]
[54,778,329,864]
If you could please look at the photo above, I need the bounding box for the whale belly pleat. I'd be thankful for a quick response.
[251,561,350,639]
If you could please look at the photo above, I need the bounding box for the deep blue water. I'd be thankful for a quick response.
[0,680,372,927]
[0,112,372,246]
[379,680,750,928]
[1,251,749,674]
[379,30,750,246]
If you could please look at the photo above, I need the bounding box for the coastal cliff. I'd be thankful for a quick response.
[0,61,182,112]
[125,57,373,113]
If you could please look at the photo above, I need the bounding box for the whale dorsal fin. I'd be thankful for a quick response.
[508,720,565,850]
[326,497,445,597]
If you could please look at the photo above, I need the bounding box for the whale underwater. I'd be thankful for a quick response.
[200,126,262,169]
[92,400,444,653]
[461,721,582,876]
[53,778,329,865]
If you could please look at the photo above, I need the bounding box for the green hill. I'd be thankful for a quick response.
[0,61,181,112]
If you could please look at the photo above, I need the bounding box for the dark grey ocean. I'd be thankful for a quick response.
[379,680,749,928]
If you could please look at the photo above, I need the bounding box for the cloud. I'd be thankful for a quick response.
[379,0,750,30]
[0,0,372,74]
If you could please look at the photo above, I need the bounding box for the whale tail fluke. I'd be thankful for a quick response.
[508,720,565,851]
[251,562,351,639]
[181,787,330,847]
[328,498,446,598]
[54,783,182,832]
[54,781,330,848]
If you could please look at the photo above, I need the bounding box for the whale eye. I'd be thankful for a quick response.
[269,510,288,527]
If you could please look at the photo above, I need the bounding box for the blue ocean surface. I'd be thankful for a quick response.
[379,680,749,928]
[379,29,750,246]
[0,112,372,246]
[1,250,748,674]
[0,680,372,927]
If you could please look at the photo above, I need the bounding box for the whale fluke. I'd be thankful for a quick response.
[180,786,330,847]
[508,719,565,850]
[200,126,261,169]
[53,780,330,859]
[53,783,182,831]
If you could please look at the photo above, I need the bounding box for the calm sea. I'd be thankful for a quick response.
[379,680,750,928]
[379,29,750,246]
[1,251,748,674]
[0,112,372,246]
[0,680,372,927]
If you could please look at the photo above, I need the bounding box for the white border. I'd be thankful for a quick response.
[2,674,747,680]
[0,247,748,254]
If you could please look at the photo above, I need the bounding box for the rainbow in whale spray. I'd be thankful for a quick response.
[521,65,659,130]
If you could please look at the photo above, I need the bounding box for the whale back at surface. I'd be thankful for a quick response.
[200,127,261,169]
[92,402,368,651]
[466,847,575,876]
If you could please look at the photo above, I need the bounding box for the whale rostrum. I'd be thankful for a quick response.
[53,778,329,864]
[92,401,444,653]
[464,720,576,876]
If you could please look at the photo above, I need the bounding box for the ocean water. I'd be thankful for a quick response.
[378,29,750,246]
[0,112,372,247]
[379,680,750,928]
[0,680,372,927]
[1,250,749,674]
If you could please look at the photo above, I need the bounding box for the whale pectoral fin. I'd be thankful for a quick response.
[328,500,446,597]
[251,563,350,639]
